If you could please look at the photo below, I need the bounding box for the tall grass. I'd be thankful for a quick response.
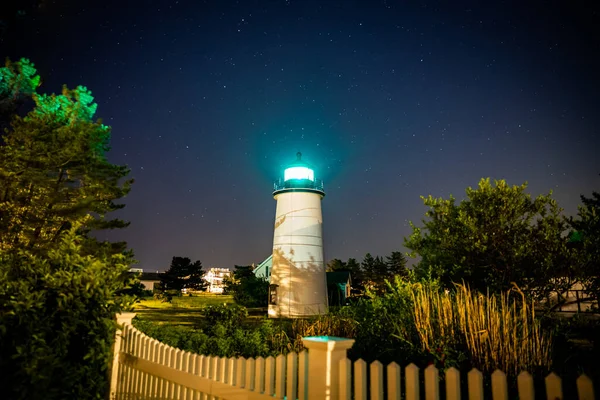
[411,282,552,375]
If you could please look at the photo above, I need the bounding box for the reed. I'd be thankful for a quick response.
[411,282,552,375]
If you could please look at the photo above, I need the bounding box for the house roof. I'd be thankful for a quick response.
[326,271,351,285]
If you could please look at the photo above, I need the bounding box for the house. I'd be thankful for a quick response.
[204,268,232,294]
[138,272,162,292]
[326,271,352,306]
[253,255,272,282]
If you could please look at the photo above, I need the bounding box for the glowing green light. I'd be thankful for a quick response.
[284,166,314,181]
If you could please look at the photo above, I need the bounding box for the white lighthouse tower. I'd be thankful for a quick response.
[268,152,328,318]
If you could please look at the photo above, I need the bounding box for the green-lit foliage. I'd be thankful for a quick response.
[0,227,134,400]
[0,61,133,254]
[0,58,41,103]
[404,178,573,299]
[0,58,41,125]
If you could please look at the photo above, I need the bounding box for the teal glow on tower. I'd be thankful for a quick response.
[268,153,328,318]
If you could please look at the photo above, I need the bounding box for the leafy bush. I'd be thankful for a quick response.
[203,304,248,332]
[0,231,133,400]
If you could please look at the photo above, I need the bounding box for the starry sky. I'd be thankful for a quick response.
[1,0,599,271]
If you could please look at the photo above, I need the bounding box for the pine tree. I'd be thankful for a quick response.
[0,60,132,255]
[386,251,409,279]
[160,257,208,293]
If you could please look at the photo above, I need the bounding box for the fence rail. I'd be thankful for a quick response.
[110,313,596,400]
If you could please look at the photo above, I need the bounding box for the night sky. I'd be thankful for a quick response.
[2,0,599,271]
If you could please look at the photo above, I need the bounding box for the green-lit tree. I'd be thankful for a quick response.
[405,178,573,298]
[386,251,409,279]
[160,257,208,293]
[0,58,41,126]
[0,59,133,256]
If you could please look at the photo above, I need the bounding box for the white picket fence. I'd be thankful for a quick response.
[109,313,596,400]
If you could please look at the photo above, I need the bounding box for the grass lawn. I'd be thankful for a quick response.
[132,293,267,326]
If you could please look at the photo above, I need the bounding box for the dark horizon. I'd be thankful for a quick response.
[2,0,598,271]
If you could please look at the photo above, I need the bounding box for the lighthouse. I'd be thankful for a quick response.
[268,152,328,318]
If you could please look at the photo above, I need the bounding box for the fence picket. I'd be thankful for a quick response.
[175,348,183,398]
[210,356,220,400]
[370,360,383,400]
[576,374,595,400]
[467,368,484,400]
[157,342,168,399]
[517,371,534,400]
[445,368,460,400]
[255,357,265,394]
[339,358,352,400]
[425,365,439,400]
[405,363,420,400]
[227,357,236,386]
[354,359,367,400]
[142,337,153,399]
[236,357,246,388]
[491,370,508,400]
[286,352,298,400]
[191,353,200,400]
[220,357,227,382]
[545,372,563,400]
[275,354,286,398]
[201,355,209,400]
[298,350,308,400]
[387,362,401,400]
[265,356,276,396]
[116,325,129,397]
[246,357,256,391]
[133,331,143,396]
[181,351,191,399]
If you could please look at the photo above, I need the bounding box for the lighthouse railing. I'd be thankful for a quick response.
[273,178,324,192]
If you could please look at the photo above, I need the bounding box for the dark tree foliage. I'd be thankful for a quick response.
[0,59,134,399]
[386,251,409,279]
[223,265,268,307]
[405,178,573,298]
[326,258,346,272]
[160,257,208,293]
[569,184,600,304]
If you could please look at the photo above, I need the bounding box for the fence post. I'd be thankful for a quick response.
[108,312,137,400]
[302,336,355,400]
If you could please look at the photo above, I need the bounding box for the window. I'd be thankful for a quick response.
[269,284,278,305]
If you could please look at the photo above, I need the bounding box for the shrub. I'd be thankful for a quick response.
[203,304,248,332]
[0,231,133,400]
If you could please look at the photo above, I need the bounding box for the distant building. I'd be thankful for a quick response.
[128,268,162,291]
[204,268,232,293]
[139,272,162,291]
[326,271,352,306]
